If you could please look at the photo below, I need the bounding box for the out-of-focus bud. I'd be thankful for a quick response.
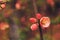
[0,22,9,30]
[0,0,2,2]
[15,2,21,10]
[47,0,54,7]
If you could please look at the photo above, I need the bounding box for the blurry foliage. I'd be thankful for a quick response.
[34,33,40,40]
[20,31,27,40]
[43,34,51,40]
[51,16,60,24]
[36,0,45,6]
[0,0,60,40]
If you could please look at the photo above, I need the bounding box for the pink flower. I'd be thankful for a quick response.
[1,4,6,8]
[36,13,41,19]
[0,0,2,2]
[40,17,50,28]
[30,24,38,31]
[29,18,37,23]
[29,13,50,31]
[47,0,54,7]
[15,2,21,10]
[0,22,9,30]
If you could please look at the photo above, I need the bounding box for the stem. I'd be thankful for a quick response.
[32,0,43,40]
[38,19,43,40]
[32,0,38,14]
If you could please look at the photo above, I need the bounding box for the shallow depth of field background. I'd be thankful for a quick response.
[0,0,60,40]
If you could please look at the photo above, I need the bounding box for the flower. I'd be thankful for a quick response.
[47,0,54,7]
[30,24,38,31]
[36,13,41,19]
[29,13,50,31]
[29,18,37,23]
[40,17,50,28]
[0,0,2,2]
[0,22,9,30]
[1,3,6,8]
[15,2,21,10]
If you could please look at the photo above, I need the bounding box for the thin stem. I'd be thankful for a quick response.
[38,19,43,40]
[32,0,38,14]
[32,0,43,40]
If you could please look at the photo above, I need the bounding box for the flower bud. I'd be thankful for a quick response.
[29,18,37,23]
[36,13,41,19]
[30,24,38,31]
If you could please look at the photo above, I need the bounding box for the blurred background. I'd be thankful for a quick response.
[0,0,60,40]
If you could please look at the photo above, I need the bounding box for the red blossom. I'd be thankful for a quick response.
[36,13,42,19]
[29,18,37,23]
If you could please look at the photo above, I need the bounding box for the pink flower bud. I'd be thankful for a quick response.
[29,18,37,23]
[15,2,21,10]
[36,13,42,19]
[47,0,54,7]
[0,22,9,30]
[30,24,38,31]
[0,0,2,2]
[1,4,6,8]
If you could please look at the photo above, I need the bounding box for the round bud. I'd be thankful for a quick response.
[30,24,38,31]
[29,18,37,23]
[15,2,21,10]
[36,13,41,19]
